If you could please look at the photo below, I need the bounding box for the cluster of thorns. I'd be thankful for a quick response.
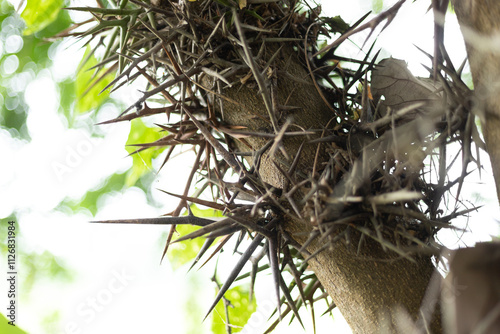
[65,0,480,329]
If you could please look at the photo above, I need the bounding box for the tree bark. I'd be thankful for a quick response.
[453,0,500,203]
[286,218,440,334]
[215,45,441,333]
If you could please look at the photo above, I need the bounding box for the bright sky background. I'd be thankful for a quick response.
[1,0,499,333]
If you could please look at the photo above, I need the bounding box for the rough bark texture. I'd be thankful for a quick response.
[453,0,500,203]
[286,218,440,334]
[216,46,441,333]
[213,45,332,189]
[444,243,500,333]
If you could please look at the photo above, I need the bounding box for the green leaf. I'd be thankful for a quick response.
[0,313,28,334]
[183,275,207,334]
[35,5,72,38]
[58,79,76,126]
[22,250,74,294]
[41,311,61,334]
[56,172,128,215]
[372,0,384,13]
[76,46,114,114]
[212,285,257,334]
[21,0,64,35]
[125,119,165,186]
[325,15,350,34]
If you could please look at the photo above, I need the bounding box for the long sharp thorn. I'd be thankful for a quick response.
[160,226,176,264]
[206,224,242,239]
[199,235,233,270]
[298,230,320,254]
[233,229,247,254]
[229,215,272,238]
[268,235,282,322]
[158,189,224,211]
[284,248,307,304]
[203,234,265,320]
[321,302,337,316]
[188,237,215,272]
[182,106,241,173]
[304,244,329,263]
[279,274,304,329]
[173,219,234,244]
[232,8,278,133]
[90,216,214,226]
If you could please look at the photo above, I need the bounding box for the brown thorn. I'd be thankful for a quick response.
[160,143,205,262]
[304,22,342,119]
[182,106,241,173]
[232,8,278,133]
[313,0,406,58]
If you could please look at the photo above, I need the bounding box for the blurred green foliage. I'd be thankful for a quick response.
[0,313,27,334]
[57,172,128,216]
[0,218,74,293]
[22,250,74,292]
[0,0,73,138]
[21,0,64,35]
[0,0,255,332]
[372,0,384,13]
[212,285,257,334]
[40,310,61,334]
[0,218,74,334]
[183,274,210,334]
[166,205,258,333]
[125,118,166,187]
[168,223,206,270]
[0,0,124,331]
[76,46,114,114]
[167,205,224,270]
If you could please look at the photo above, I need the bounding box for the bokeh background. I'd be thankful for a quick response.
[1,0,499,333]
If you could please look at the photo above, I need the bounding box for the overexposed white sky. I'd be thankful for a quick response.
[0,1,499,334]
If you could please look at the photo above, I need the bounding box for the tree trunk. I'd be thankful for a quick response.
[453,0,500,203]
[286,218,440,333]
[215,45,441,333]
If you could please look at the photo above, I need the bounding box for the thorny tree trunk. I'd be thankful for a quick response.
[453,0,500,203]
[215,46,441,333]
[286,220,440,333]
[76,0,500,332]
